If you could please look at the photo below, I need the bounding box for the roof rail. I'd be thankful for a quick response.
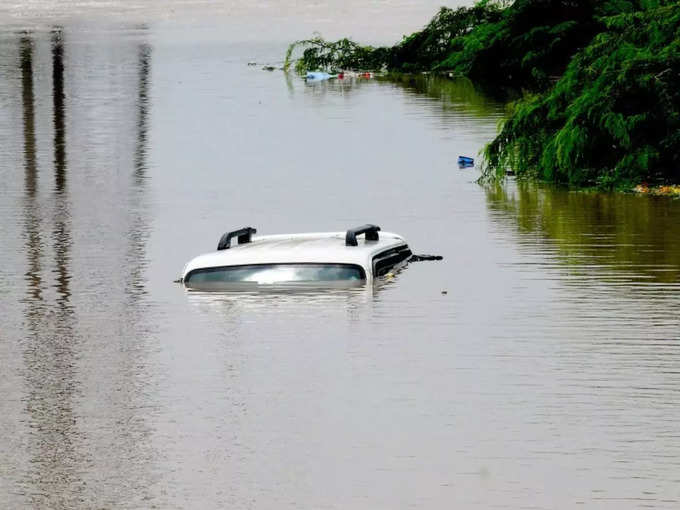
[345,224,380,246]
[217,227,257,250]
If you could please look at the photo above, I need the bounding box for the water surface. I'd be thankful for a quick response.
[1,11,680,510]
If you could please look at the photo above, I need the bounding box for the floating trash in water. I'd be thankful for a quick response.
[247,61,257,66]
[458,155,474,168]
[262,65,276,71]
[634,184,680,196]
[300,70,379,82]
[306,71,332,81]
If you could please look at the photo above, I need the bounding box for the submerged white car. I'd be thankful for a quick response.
[181,224,413,288]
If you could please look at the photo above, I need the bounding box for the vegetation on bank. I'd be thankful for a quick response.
[286,0,680,189]
[486,3,680,187]
[285,3,504,76]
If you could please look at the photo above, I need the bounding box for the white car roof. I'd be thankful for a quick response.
[182,231,407,279]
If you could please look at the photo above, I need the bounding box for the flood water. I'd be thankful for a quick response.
[2,4,680,509]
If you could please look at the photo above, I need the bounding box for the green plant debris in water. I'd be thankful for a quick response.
[288,0,680,189]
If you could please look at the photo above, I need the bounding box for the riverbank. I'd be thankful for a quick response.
[286,0,680,189]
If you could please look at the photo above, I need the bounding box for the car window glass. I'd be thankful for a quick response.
[186,263,365,285]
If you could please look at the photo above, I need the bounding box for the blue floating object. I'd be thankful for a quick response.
[306,71,331,81]
[458,155,474,165]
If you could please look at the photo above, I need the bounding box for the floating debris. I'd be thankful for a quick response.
[306,71,332,81]
[262,65,276,71]
[458,155,474,168]
[633,184,680,196]
[247,61,257,66]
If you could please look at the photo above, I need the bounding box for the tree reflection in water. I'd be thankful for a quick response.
[485,182,680,284]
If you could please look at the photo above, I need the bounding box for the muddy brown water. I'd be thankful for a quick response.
[1,5,680,509]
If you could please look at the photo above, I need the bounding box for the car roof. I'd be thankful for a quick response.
[182,231,407,278]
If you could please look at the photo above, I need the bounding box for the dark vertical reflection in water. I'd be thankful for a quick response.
[123,35,152,312]
[123,36,152,344]
[19,30,86,509]
[128,40,151,301]
[52,27,66,193]
[51,26,71,306]
[20,35,41,302]
[20,35,37,196]
[95,31,157,506]
[134,40,150,186]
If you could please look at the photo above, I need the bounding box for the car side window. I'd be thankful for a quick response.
[372,244,412,277]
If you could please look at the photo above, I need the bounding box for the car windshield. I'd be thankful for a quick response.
[185,263,365,286]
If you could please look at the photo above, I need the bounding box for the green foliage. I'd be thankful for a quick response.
[485,3,680,187]
[286,0,680,187]
[287,1,653,85]
[284,36,389,73]
[285,3,503,74]
[438,0,651,89]
[385,3,504,72]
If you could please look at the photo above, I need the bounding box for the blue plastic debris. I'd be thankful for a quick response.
[306,71,331,81]
[458,155,474,167]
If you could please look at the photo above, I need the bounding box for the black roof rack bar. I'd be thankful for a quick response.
[217,227,257,250]
[346,224,380,246]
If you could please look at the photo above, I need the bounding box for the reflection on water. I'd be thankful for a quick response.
[20,35,40,303]
[127,36,151,302]
[383,74,505,119]
[2,18,680,510]
[301,74,505,123]
[186,285,374,313]
[185,273,400,300]
[4,25,158,508]
[486,182,680,284]
[19,28,84,509]
[52,28,66,192]
[20,35,37,196]
[133,38,150,184]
